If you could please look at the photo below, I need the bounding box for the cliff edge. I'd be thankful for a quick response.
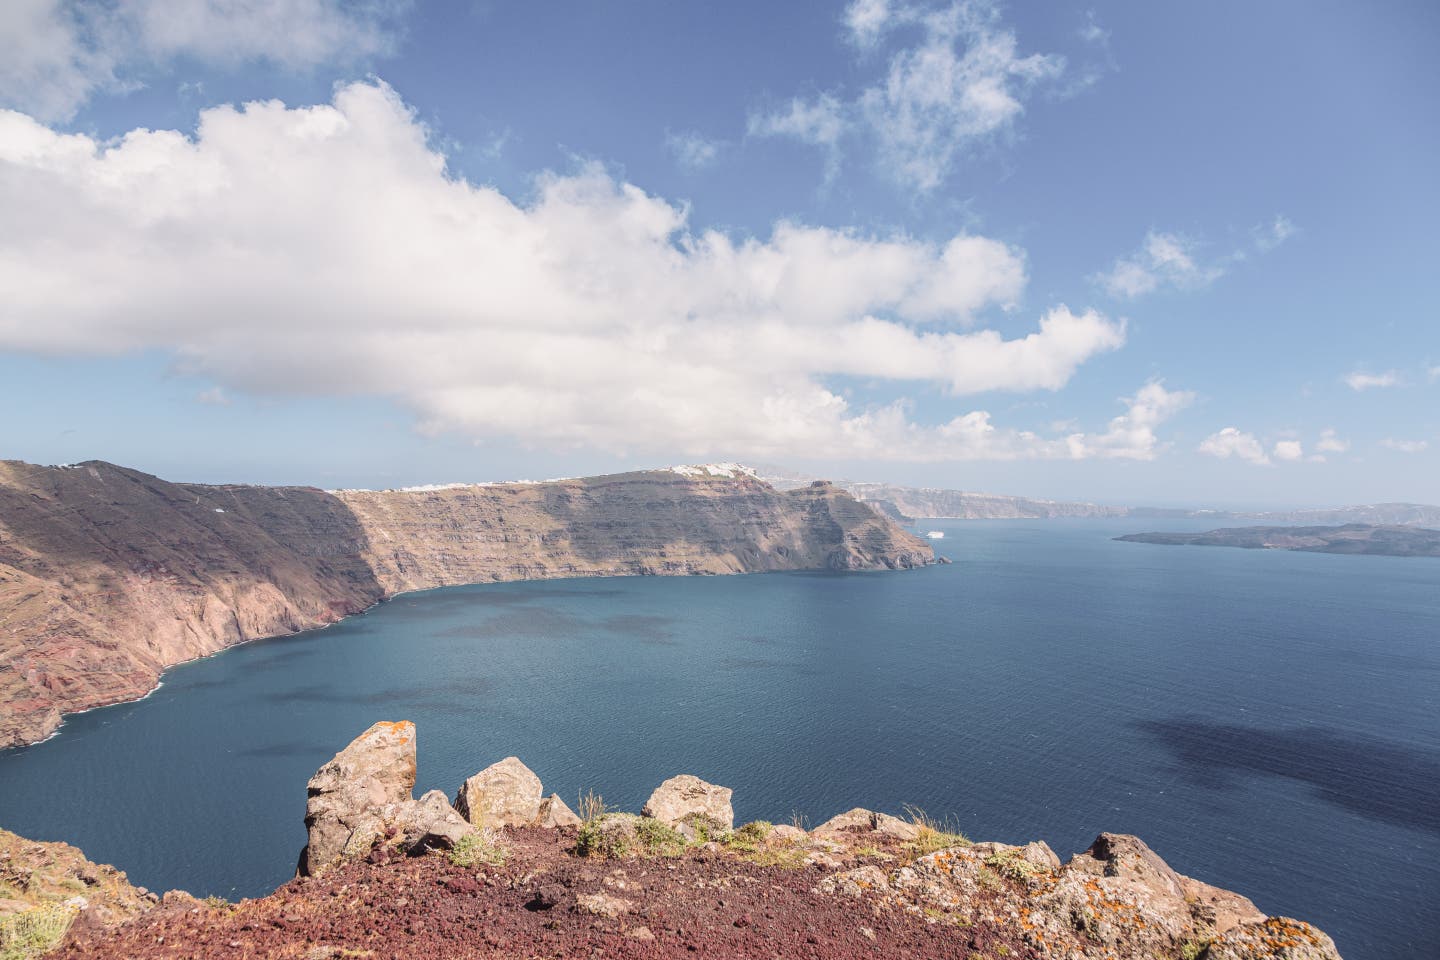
[0,461,932,748]
[39,720,1342,960]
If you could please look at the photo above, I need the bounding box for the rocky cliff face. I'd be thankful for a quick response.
[0,461,932,748]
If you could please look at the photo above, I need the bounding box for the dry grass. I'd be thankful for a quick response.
[448,830,508,868]
[0,901,80,960]
[901,805,971,859]
[576,790,606,823]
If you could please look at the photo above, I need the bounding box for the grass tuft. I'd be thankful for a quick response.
[901,805,971,858]
[0,901,80,960]
[448,830,508,868]
[576,790,606,823]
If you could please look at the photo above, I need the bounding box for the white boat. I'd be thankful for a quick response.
[925,530,945,540]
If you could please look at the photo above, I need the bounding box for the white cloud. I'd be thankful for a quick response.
[1315,428,1349,454]
[1272,439,1303,462]
[1380,438,1428,454]
[1061,381,1194,461]
[1344,370,1400,391]
[1427,364,1440,383]
[1078,10,1109,46]
[665,130,722,170]
[844,0,894,46]
[0,81,1142,462]
[754,0,1066,192]
[1095,231,1224,299]
[1253,215,1297,253]
[195,385,231,405]
[1096,217,1296,301]
[747,94,847,146]
[1198,428,1270,466]
[747,94,848,181]
[0,0,402,121]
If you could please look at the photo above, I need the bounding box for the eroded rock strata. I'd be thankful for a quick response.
[0,460,932,748]
[43,721,1341,959]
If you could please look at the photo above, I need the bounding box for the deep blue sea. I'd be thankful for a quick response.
[1,519,1436,959]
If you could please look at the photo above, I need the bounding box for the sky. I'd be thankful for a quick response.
[1,0,1437,507]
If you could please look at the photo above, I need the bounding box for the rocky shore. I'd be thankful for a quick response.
[0,460,933,748]
[9,721,1340,959]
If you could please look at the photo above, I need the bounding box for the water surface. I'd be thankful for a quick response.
[1,519,1435,959]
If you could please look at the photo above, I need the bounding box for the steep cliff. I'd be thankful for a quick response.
[0,461,932,748]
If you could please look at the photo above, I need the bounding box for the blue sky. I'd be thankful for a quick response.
[1,0,1436,507]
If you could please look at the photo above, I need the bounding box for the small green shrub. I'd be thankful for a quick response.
[679,813,727,844]
[722,820,773,853]
[633,817,687,857]
[0,901,80,960]
[1179,939,1212,960]
[576,814,637,858]
[983,849,1041,882]
[449,831,507,868]
[733,820,772,843]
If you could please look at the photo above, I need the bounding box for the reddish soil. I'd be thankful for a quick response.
[62,828,1036,959]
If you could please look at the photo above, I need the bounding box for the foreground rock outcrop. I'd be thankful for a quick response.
[45,720,1339,959]
[0,460,933,748]
[0,826,155,956]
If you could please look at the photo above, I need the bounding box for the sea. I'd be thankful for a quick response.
[0,518,1435,959]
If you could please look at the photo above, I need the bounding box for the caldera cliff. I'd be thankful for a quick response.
[0,460,933,748]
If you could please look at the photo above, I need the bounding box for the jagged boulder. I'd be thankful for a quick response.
[533,794,582,828]
[811,807,923,842]
[642,775,733,834]
[301,721,418,875]
[455,757,543,828]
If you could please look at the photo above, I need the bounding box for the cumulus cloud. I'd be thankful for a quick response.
[1060,381,1194,461]
[0,81,1148,462]
[1198,428,1270,466]
[1380,438,1428,454]
[1344,370,1400,391]
[1272,439,1303,462]
[665,130,723,170]
[751,0,1066,191]
[1095,231,1224,299]
[0,0,403,121]
[1315,428,1349,454]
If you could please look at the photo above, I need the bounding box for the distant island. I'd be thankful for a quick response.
[1116,523,1440,558]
